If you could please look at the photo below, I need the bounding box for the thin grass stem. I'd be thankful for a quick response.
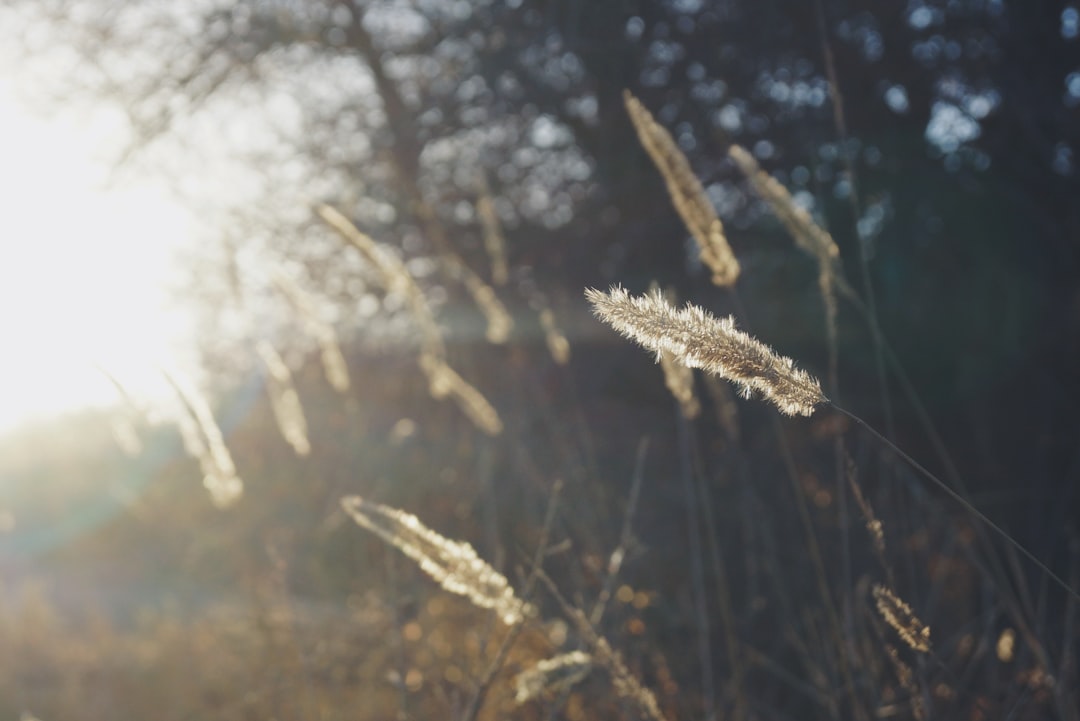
[832,404,1080,604]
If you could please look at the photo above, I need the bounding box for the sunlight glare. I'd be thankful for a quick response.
[0,78,197,432]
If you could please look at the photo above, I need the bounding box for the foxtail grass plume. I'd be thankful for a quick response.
[624,90,739,287]
[95,364,145,456]
[451,258,513,343]
[340,496,533,624]
[162,369,243,508]
[419,352,504,436]
[319,205,504,434]
[271,270,351,393]
[883,643,927,720]
[587,286,826,416]
[847,458,887,562]
[537,571,665,721]
[316,335,351,394]
[539,307,571,365]
[651,283,701,419]
[412,196,514,344]
[659,338,701,419]
[873,584,931,653]
[515,651,593,704]
[255,341,311,457]
[317,203,446,358]
[176,407,207,458]
[727,144,840,267]
[563,604,665,721]
[726,144,843,368]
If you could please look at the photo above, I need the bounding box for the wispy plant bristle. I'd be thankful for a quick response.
[727,144,843,377]
[623,90,740,287]
[412,196,514,345]
[255,340,311,457]
[162,369,243,508]
[514,650,593,704]
[176,406,207,458]
[883,643,927,720]
[419,352,504,436]
[96,364,146,456]
[317,203,446,358]
[538,308,571,365]
[271,270,351,393]
[659,342,701,419]
[340,496,533,624]
[587,286,826,417]
[727,144,840,267]
[873,584,931,653]
[651,284,701,419]
[847,458,887,562]
[557,602,666,721]
[451,260,513,344]
[319,204,503,433]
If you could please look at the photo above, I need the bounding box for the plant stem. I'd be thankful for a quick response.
[831,403,1080,604]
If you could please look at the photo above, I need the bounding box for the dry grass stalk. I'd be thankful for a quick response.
[476,171,509,286]
[175,408,207,458]
[846,457,887,562]
[162,369,243,508]
[587,286,826,416]
[883,643,926,721]
[727,144,840,267]
[316,203,446,358]
[319,204,504,433]
[873,584,931,653]
[317,338,352,394]
[538,307,571,365]
[413,196,514,344]
[534,570,666,721]
[817,262,839,333]
[95,364,145,456]
[418,352,504,436]
[727,144,843,390]
[651,284,701,418]
[514,650,594,704]
[623,90,740,287]
[568,605,665,721]
[96,364,140,410]
[254,341,311,457]
[659,351,700,418]
[450,256,513,344]
[340,495,533,624]
[271,270,351,393]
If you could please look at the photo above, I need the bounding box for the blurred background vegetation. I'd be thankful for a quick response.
[0,1,1078,719]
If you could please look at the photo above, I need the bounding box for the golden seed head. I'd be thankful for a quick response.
[587,286,826,416]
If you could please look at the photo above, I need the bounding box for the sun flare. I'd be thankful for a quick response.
[0,80,197,432]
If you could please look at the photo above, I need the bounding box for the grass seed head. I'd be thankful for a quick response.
[587,286,826,417]
[624,90,740,287]
[873,584,931,653]
[341,496,532,624]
